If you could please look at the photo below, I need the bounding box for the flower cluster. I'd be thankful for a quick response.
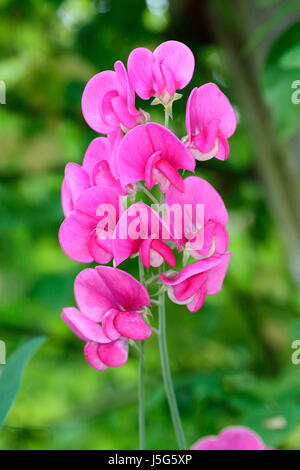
[60,40,236,370]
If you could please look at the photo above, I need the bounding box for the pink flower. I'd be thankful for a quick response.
[117,122,195,193]
[62,266,151,369]
[128,40,195,105]
[191,426,266,450]
[186,83,237,161]
[160,252,231,312]
[82,61,146,134]
[59,186,121,264]
[113,202,177,269]
[165,176,229,259]
[61,137,125,218]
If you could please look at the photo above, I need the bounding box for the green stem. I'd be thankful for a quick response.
[138,340,145,450]
[138,258,146,450]
[137,182,160,205]
[158,282,187,450]
[164,107,169,128]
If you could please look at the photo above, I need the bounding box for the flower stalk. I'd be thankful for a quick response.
[158,268,187,450]
[138,258,146,450]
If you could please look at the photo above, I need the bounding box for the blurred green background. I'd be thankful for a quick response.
[1,0,300,450]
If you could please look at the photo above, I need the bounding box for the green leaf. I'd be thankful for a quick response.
[0,336,46,430]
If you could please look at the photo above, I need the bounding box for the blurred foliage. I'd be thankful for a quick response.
[0,337,45,429]
[0,0,300,450]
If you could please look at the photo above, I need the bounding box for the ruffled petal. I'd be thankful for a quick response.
[113,202,174,266]
[64,163,91,201]
[88,231,113,265]
[62,307,110,343]
[82,137,111,178]
[82,70,119,133]
[127,47,154,99]
[98,338,128,367]
[84,342,108,371]
[165,176,228,244]
[194,83,237,138]
[118,123,195,188]
[114,311,152,340]
[74,266,150,322]
[59,212,96,263]
[154,40,195,90]
[74,186,120,221]
[61,179,73,218]
[114,60,140,117]
[102,309,121,341]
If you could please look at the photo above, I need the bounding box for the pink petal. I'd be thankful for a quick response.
[185,87,198,143]
[166,176,228,244]
[194,83,237,138]
[64,163,91,201]
[88,231,113,265]
[114,60,140,117]
[161,252,231,296]
[215,134,230,161]
[102,309,121,341]
[196,221,229,256]
[74,266,150,322]
[160,62,176,96]
[98,338,128,367]
[173,273,207,301]
[114,311,152,341]
[92,160,124,195]
[127,47,154,99]
[186,285,207,313]
[59,211,95,263]
[154,40,195,90]
[61,179,73,218]
[82,70,119,134]
[111,95,138,129]
[62,307,110,343]
[113,202,174,267]
[193,119,220,154]
[82,137,111,178]
[118,123,195,188]
[107,128,124,179]
[84,342,108,371]
[74,186,120,220]
[191,426,266,450]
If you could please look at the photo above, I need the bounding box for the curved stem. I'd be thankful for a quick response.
[138,258,146,450]
[137,182,160,205]
[158,282,187,450]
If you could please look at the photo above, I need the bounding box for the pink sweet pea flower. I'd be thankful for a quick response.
[186,83,237,161]
[113,202,177,269]
[62,266,151,369]
[128,40,195,105]
[59,187,121,264]
[191,426,266,450]
[61,137,126,218]
[61,311,131,370]
[165,176,229,259]
[61,162,91,218]
[160,252,231,312]
[82,61,147,134]
[117,122,195,193]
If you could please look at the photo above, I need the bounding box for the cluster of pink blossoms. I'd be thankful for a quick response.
[59,40,236,371]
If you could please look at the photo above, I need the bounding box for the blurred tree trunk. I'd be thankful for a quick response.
[170,0,300,288]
